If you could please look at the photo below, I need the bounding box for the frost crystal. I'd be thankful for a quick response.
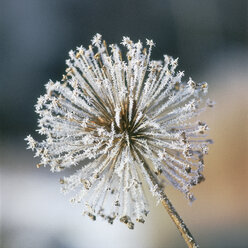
[26,34,212,229]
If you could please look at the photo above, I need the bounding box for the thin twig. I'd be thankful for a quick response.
[142,158,199,248]
[160,191,199,248]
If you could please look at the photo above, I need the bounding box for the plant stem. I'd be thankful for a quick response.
[159,190,199,248]
[141,157,199,248]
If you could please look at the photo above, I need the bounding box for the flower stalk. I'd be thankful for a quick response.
[161,194,198,248]
[142,157,198,248]
[134,148,199,247]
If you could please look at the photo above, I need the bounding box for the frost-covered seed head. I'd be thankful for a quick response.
[26,34,212,229]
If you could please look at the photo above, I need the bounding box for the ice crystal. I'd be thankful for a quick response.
[26,34,212,229]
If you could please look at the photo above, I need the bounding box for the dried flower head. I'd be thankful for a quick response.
[26,34,212,229]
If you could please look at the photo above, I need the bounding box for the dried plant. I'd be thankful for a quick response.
[26,34,213,247]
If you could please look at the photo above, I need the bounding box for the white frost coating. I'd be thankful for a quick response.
[26,34,212,229]
[114,106,121,128]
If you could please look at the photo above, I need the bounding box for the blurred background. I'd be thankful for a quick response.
[1,0,247,247]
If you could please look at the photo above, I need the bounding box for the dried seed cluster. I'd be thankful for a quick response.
[26,34,212,229]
